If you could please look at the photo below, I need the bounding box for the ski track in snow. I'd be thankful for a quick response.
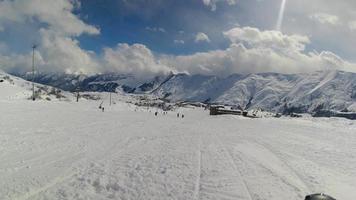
[215,137,254,200]
[1,97,356,199]
[193,137,202,200]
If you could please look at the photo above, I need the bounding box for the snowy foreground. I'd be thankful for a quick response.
[1,100,356,200]
[1,78,356,199]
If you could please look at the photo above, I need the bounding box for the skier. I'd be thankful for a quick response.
[102,107,105,112]
[177,113,180,118]
[182,114,184,118]
[99,101,104,109]
[155,111,158,116]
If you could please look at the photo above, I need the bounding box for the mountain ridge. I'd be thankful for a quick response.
[12,70,356,113]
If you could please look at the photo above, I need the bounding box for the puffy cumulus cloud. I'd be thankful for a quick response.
[0,32,100,75]
[0,0,99,36]
[102,43,172,79]
[1,0,356,79]
[18,30,100,74]
[195,32,211,43]
[101,27,356,77]
[278,0,356,59]
[38,29,100,74]
[223,27,310,52]
[161,26,356,76]
[0,0,173,77]
[309,13,340,26]
[202,0,236,11]
[0,51,44,74]
[0,0,100,74]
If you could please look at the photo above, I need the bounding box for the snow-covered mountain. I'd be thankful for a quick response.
[153,70,356,113]
[13,70,356,113]
[0,70,70,101]
[15,72,170,93]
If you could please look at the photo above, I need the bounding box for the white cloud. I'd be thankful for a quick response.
[0,0,100,36]
[0,51,45,74]
[195,32,210,43]
[174,40,185,44]
[0,0,100,74]
[202,0,237,11]
[309,13,340,26]
[145,26,166,33]
[38,29,100,74]
[102,43,172,79]
[161,26,356,76]
[223,27,309,52]
[1,0,356,80]
[0,31,100,75]
[277,0,356,59]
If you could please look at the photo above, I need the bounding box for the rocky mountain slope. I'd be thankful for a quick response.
[14,70,356,113]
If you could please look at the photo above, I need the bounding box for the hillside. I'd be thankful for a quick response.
[14,70,356,113]
[0,70,70,102]
[152,70,356,113]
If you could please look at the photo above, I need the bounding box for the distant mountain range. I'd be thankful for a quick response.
[13,70,356,113]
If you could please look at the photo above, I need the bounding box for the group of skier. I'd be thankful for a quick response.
[99,105,105,112]
[176,113,184,118]
[106,104,186,119]
[153,111,185,119]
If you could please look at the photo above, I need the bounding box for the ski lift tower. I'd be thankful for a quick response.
[76,74,86,102]
[32,44,37,101]
[109,90,112,106]
[75,86,80,102]
[109,84,116,106]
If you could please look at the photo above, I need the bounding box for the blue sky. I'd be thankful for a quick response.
[0,0,356,77]
[76,0,294,55]
[77,0,241,55]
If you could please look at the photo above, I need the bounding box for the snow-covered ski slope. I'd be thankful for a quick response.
[0,70,70,102]
[1,73,356,200]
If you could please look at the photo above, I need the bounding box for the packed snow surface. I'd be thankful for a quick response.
[1,74,356,200]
